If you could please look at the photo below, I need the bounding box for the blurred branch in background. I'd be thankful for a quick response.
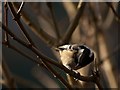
[89,2,118,88]
[60,2,86,45]
[106,2,120,22]
[13,2,57,46]
[2,59,16,89]
[4,2,9,45]
[47,2,60,39]
[101,3,118,30]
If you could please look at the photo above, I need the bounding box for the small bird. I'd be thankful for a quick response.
[56,44,95,70]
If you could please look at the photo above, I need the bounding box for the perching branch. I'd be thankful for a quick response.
[40,60,72,89]
[1,22,103,89]
[1,22,71,88]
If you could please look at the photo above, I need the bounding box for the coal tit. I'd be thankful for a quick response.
[56,44,95,70]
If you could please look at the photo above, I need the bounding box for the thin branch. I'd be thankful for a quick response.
[47,2,60,39]
[8,2,35,46]
[2,23,71,88]
[1,22,59,67]
[13,2,57,46]
[98,44,120,66]
[90,3,117,88]
[17,1,25,15]
[2,41,42,66]
[92,71,103,90]
[59,2,86,45]
[4,2,9,44]
[89,3,101,71]
[1,22,94,82]
[106,2,120,22]
[1,22,103,89]
[89,3,118,88]
[2,42,71,88]
[41,60,72,88]
[101,3,115,30]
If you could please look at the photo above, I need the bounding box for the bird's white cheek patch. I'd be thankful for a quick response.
[80,49,84,53]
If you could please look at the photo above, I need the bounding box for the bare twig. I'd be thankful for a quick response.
[90,3,117,87]
[47,2,60,39]
[99,33,117,88]
[89,3,118,88]
[60,2,86,45]
[2,42,72,88]
[17,1,25,15]
[106,2,120,22]
[98,44,120,66]
[4,2,9,44]
[62,2,81,44]
[92,70,103,90]
[101,3,114,30]
[41,60,72,88]
[1,22,59,67]
[8,2,35,46]
[89,2,101,71]
[1,22,103,89]
[3,42,71,88]
[2,23,71,88]
[2,41,42,65]
[13,2,57,46]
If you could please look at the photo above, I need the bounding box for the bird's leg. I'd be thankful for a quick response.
[65,65,80,81]
[72,70,80,81]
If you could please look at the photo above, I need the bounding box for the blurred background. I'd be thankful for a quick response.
[1,2,120,89]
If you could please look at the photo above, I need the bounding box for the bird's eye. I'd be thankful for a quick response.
[58,48,65,51]
[73,47,78,51]
[69,45,72,49]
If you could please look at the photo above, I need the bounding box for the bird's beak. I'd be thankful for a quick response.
[55,47,60,51]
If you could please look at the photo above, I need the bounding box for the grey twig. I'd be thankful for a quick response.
[47,2,60,39]
[98,44,120,66]
[8,2,35,46]
[2,41,42,65]
[106,2,120,22]
[13,2,57,46]
[41,60,72,88]
[4,2,9,45]
[59,2,86,45]
[1,23,71,88]
[2,42,71,88]
[17,1,25,15]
